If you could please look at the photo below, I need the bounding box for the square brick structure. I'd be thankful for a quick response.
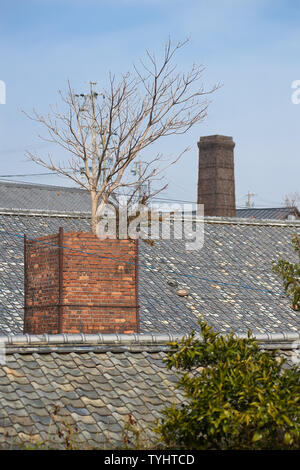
[24,229,139,334]
[197,135,236,217]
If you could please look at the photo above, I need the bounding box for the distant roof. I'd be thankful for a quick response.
[1,181,299,221]
[0,181,91,212]
[236,207,300,220]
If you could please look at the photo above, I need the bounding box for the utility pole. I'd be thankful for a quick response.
[75,82,98,178]
[138,160,142,202]
[75,82,110,186]
[246,191,256,208]
[131,160,151,203]
[89,81,98,181]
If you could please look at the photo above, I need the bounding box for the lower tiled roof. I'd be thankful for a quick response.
[0,336,183,449]
[0,333,298,449]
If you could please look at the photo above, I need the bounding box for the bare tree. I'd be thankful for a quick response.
[25,39,218,234]
[284,192,300,211]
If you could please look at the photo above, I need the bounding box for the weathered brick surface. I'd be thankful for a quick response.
[24,232,138,334]
[197,135,236,217]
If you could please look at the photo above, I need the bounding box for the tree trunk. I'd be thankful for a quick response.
[91,192,98,235]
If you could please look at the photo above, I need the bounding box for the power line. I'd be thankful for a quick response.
[0,143,55,156]
[0,176,70,187]
[0,176,198,204]
[0,172,56,178]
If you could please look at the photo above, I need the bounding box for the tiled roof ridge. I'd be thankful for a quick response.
[0,332,184,355]
[203,216,300,227]
[237,207,291,210]
[0,181,85,192]
[1,332,186,345]
[1,207,300,227]
[1,332,299,355]
[0,207,91,218]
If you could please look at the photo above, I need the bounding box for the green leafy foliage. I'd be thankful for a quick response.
[273,234,300,310]
[154,321,300,450]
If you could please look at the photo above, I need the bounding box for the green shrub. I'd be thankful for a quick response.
[154,321,300,450]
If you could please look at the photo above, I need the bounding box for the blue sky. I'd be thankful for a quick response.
[0,0,300,207]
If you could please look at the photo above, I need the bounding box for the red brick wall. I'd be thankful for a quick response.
[24,231,138,334]
[24,233,60,334]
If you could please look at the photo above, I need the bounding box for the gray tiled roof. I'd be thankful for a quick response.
[0,336,184,449]
[1,182,299,450]
[236,207,300,220]
[140,216,300,335]
[0,333,298,449]
[0,181,91,212]
[0,208,299,336]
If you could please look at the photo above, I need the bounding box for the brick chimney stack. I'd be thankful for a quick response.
[24,231,139,335]
[197,135,236,217]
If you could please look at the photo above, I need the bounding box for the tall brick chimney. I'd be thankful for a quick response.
[24,230,139,334]
[197,135,236,217]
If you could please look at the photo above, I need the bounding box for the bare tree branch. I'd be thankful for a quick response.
[24,38,219,234]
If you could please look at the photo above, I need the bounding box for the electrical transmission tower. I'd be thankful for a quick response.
[246,191,256,208]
